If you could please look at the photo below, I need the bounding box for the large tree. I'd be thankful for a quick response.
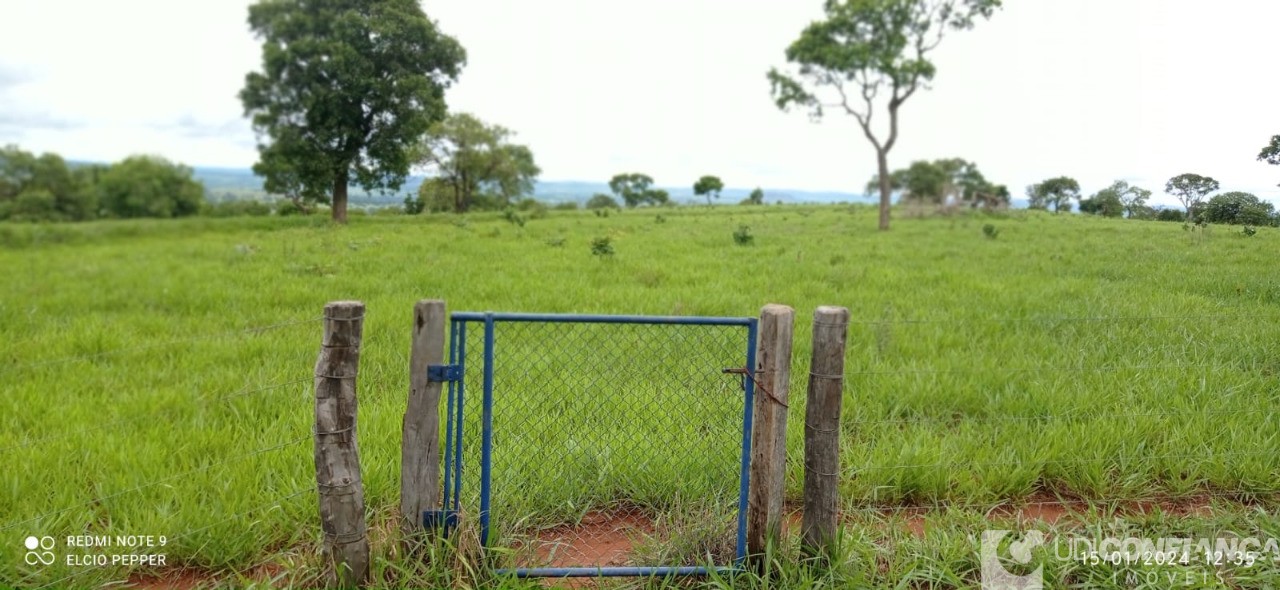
[693,175,724,206]
[0,145,98,221]
[768,0,1002,231]
[1259,135,1280,187]
[1026,176,1080,213]
[1202,192,1276,226]
[609,173,668,207]
[414,113,540,213]
[98,156,205,219]
[239,0,465,223]
[1164,173,1219,222]
[867,157,1007,208]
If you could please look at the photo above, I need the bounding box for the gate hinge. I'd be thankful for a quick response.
[427,364,462,383]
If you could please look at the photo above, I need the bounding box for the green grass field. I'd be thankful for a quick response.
[3,205,1279,588]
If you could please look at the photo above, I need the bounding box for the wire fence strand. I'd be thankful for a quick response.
[3,316,321,373]
[844,313,1280,326]
[32,486,313,590]
[846,405,1280,427]
[846,449,1279,474]
[0,435,309,533]
[836,488,1280,518]
[0,377,312,454]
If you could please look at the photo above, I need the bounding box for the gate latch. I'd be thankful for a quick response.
[427,364,462,383]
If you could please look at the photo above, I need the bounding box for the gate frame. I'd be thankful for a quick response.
[439,312,759,578]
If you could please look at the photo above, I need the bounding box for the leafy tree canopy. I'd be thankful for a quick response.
[586,193,620,210]
[1164,173,1219,220]
[868,157,1007,208]
[415,113,540,213]
[768,0,1002,230]
[609,173,668,207]
[0,145,98,221]
[240,0,465,223]
[1026,176,1080,213]
[98,156,205,219]
[693,175,725,205]
[1202,191,1276,226]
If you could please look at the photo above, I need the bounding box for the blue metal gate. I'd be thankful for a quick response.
[435,312,758,578]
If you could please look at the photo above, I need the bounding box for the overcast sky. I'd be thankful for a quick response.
[1,0,1277,206]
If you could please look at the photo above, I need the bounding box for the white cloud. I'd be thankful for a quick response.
[0,0,1275,203]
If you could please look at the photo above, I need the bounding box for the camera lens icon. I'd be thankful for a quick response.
[24,536,55,566]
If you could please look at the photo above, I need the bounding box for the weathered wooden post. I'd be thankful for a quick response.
[401,299,446,537]
[314,301,369,588]
[747,304,795,563]
[801,306,850,559]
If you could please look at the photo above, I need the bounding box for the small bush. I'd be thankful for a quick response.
[502,208,526,227]
[982,224,1000,239]
[590,236,614,257]
[733,225,754,246]
[552,201,578,211]
[205,199,273,218]
[655,214,666,224]
[1243,226,1258,237]
[276,201,306,216]
[516,198,549,219]
[593,209,610,218]
[404,195,425,215]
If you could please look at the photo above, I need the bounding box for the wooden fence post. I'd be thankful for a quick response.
[401,299,446,537]
[747,304,795,563]
[801,306,850,559]
[314,301,369,588]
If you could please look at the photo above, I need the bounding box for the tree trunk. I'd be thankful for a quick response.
[332,170,349,224]
[876,149,891,231]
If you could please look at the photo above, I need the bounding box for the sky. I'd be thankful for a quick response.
[0,0,1277,206]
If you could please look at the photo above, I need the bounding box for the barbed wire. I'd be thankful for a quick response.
[0,377,312,454]
[2,316,321,373]
[0,435,309,533]
[846,449,1279,475]
[841,360,1272,377]
[836,488,1280,518]
[32,486,313,590]
[844,313,1280,326]
[845,405,1279,427]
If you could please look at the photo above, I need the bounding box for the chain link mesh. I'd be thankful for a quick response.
[450,318,751,571]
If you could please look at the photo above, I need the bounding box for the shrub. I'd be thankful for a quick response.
[552,201,578,211]
[732,224,754,245]
[590,236,614,257]
[1202,192,1276,226]
[205,199,273,218]
[404,195,425,215]
[586,193,619,210]
[1155,208,1186,222]
[276,200,306,216]
[982,223,1000,239]
[516,198,549,219]
[1243,226,1258,237]
[655,214,666,224]
[502,208,526,227]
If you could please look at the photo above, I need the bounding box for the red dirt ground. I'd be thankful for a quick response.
[120,495,1243,588]
[530,510,655,568]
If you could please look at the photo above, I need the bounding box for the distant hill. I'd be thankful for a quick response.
[189,166,877,207]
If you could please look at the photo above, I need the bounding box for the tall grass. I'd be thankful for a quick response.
[2,205,1277,588]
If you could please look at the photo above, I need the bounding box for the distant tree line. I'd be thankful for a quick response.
[1025,168,1278,227]
[0,145,205,222]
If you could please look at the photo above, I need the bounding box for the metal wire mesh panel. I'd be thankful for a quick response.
[447,314,754,575]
